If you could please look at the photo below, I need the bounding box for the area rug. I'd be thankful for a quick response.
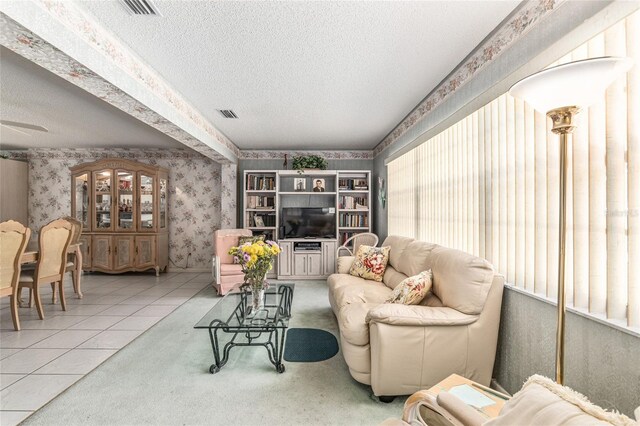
[284,327,339,362]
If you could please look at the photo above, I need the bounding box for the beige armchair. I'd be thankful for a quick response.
[0,220,31,331]
[212,229,253,295]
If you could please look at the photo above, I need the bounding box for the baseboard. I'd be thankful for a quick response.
[166,267,211,273]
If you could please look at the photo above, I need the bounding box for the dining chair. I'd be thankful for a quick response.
[336,232,379,258]
[18,218,74,319]
[0,220,31,331]
[51,216,83,301]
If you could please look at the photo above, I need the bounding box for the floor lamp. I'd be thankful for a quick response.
[509,56,633,385]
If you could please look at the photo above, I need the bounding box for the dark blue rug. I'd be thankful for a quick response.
[284,328,339,362]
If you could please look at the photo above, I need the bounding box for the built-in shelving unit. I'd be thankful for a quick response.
[242,169,371,279]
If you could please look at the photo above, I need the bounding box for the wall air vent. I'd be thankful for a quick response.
[119,0,161,16]
[218,110,239,119]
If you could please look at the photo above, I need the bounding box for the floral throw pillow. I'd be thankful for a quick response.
[238,234,265,246]
[348,245,391,282]
[385,270,432,305]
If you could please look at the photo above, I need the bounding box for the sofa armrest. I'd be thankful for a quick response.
[366,304,479,326]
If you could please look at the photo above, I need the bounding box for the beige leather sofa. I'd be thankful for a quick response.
[327,235,504,397]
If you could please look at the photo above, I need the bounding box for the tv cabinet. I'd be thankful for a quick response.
[242,170,371,280]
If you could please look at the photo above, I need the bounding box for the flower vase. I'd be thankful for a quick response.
[250,286,266,313]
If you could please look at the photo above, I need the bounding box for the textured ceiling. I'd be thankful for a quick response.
[79,0,520,150]
[0,46,184,150]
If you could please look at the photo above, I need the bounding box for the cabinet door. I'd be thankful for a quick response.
[79,235,91,269]
[135,236,156,269]
[138,172,155,232]
[322,241,337,275]
[72,173,90,231]
[307,253,322,276]
[115,170,135,231]
[93,170,113,232]
[92,235,112,270]
[293,253,307,276]
[278,242,292,276]
[113,236,135,271]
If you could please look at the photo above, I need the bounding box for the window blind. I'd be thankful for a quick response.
[387,10,640,329]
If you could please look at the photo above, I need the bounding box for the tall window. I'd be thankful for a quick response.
[388,11,639,329]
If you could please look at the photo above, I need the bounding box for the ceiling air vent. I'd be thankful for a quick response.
[218,109,239,119]
[119,0,161,16]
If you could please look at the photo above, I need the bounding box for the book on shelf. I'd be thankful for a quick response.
[339,195,368,210]
[338,178,368,191]
[339,213,369,228]
[247,195,275,209]
[247,212,276,227]
[246,174,276,191]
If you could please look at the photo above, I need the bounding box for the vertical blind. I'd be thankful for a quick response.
[388,11,640,329]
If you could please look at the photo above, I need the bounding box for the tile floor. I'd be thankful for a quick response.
[0,271,212,425]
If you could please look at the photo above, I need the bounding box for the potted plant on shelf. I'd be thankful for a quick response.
[291,155,328,174]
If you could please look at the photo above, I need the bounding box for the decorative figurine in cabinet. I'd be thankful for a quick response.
[70,158,169,275]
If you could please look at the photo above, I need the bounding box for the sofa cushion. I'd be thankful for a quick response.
[382,235,414,270]
[339,302,380,346]
[396,240,438,277]
[337,256,355,274]
[430,247,494,315]
[327,273,371,295]
[382,266,408,290]
[333,280,392,311]
[349,245,391,282]
[385,270,433,305]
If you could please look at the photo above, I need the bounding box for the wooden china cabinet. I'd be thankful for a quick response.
[70,158,169,276]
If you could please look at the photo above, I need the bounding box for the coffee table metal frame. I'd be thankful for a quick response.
[196,284,294,375]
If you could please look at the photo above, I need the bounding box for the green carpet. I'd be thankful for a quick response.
[24,280,406,425]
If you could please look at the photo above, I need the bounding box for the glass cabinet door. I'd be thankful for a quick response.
[139,173,154,231]
[73,173,90,230]
[116,170,135,231]
[94,170,113,231]
[159,177,167,229]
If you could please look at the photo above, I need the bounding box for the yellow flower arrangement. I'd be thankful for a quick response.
[229,239,281,289]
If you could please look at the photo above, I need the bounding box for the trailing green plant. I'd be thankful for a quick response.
[291,155,328,172]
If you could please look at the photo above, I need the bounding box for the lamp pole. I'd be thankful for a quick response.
[547,106,579,385]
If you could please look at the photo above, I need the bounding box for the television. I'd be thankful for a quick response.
[280,207,336,239]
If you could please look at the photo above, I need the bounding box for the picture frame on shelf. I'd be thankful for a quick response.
[312,179,326,192]
[294,178,306,192]
[254,215,265,227]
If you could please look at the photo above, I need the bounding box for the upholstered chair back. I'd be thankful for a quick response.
[62,216,82,245]
[36,219,73,280]
[0,221,31,290]
[214,229,253,264]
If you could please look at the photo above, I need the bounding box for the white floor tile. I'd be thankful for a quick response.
[0,374,25,390]
[0,349,68,374]
[68,316,126,330]
[98,304,145,316]
[0,410,32,426]
[165,288,202,297]
[34,349,116,374]
[108,316,162,331]
[77,330,144,349]
[91,295,132,305]
[0,330,60,349]
[14,315,90,331]
[0,374,81,411]
[132,305,177,317]
[30,330,101,349]
[119,296,160,305]
[61,304,111,316]
[107,287,145,296]
[136,287,174,297]
[179,280,211,289]
[151,296,190,305]
[0,349,21,360]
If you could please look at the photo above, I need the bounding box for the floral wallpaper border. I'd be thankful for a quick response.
[239,150,373,160]
[373,0,564,156]
[0,11,236,164]
[5,148,226,270]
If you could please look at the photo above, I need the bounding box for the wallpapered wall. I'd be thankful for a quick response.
[16,148,231,270]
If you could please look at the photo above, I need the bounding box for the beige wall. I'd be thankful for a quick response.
[0,158,28,224]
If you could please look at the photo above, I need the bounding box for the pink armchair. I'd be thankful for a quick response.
[212,229,252,295]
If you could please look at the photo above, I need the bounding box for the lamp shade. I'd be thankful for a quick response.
[509,56,633,113]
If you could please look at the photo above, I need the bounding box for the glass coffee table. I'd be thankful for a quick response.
[194,283,294,374]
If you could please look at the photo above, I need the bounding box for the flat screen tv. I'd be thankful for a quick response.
[281,207,336,239]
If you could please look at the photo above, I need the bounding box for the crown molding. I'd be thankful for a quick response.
[239,150,373,160]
